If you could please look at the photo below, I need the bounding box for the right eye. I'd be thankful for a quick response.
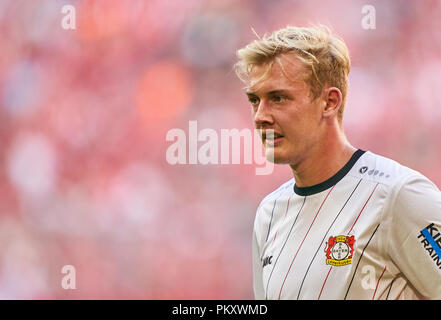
[248,96,260,106]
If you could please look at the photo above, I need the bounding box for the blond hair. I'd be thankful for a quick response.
[235,25,351,121]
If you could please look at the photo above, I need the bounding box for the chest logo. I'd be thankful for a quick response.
[262,255,273,268]
[325,235,355,266]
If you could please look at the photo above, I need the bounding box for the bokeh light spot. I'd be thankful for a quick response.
[7,133,58,199]
[136,60,194,125]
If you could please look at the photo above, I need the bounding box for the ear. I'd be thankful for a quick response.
[322,87,342,120]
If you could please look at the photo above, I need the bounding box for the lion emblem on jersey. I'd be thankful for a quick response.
[325,235,355,266]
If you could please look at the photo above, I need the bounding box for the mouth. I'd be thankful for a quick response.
[262,131,284,146]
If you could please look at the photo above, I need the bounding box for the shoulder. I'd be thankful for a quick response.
[348,150,440,220]
[354,150,441,224]
[253,179,294,236]
[346,150,441,202]
[256,178,295,211]
[347,150,422,188]
[391,168,441,225]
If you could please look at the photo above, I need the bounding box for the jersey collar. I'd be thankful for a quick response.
[294,149,366,196]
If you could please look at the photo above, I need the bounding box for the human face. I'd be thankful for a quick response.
[246,54,325,165]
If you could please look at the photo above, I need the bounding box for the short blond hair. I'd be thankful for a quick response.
[235,25,351,121]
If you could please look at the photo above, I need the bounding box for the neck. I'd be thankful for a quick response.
[290,128,357,187]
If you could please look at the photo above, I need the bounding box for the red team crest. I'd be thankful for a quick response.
[325,235,355,266]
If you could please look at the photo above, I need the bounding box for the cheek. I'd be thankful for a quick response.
[297,99,322,125]
[279,105,319,138]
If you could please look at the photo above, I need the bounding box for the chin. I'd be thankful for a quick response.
[266,149,288,164]
[271,158,291,164]
[265,147,297,165]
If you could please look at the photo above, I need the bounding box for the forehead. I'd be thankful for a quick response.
[247,54,308,94]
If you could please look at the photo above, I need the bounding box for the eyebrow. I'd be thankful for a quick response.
[246,89,292,97]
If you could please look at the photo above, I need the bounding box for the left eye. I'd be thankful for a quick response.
[273,96,286,103]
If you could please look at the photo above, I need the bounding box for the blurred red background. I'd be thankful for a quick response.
[0,0,440,299]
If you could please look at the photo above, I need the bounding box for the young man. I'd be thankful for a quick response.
[235,25,441,299]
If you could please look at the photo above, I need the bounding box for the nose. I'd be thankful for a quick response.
[253,100,274,128]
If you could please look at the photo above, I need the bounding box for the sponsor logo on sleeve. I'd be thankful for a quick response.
[417,223,441,269]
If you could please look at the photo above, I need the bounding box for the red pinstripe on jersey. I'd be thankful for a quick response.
[348,183,379,234]
[372,266,387,299]
[317,182,379,299]
[317,266,333,299]
[271,194,293,246]
[278,185,335,299]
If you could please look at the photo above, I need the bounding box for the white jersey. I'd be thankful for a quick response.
[253,149,441,300]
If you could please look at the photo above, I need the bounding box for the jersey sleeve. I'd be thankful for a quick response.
[387,173,441,299]
[252,228,265,299]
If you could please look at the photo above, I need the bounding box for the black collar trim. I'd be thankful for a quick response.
[294,149,366,196]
